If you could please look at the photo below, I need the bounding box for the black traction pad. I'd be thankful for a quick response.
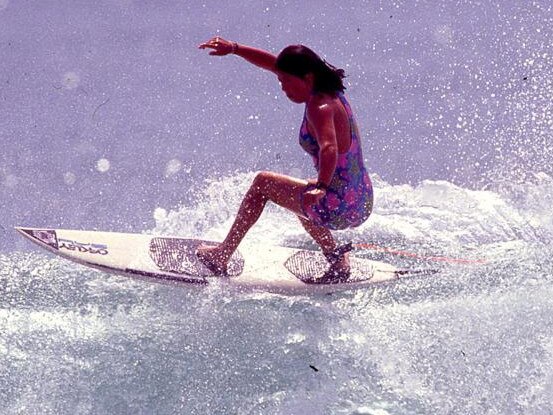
[149,238,244,277]
[284,250,377,285]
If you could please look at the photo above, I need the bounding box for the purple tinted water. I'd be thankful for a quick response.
[1,1,552,414]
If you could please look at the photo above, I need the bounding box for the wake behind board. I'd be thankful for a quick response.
[15,227,430,295]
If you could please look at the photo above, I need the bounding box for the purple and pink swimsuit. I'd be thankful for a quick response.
[300,93,373,230]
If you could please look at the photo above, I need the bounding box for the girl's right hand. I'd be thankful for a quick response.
[198,36,235,56]
[303,187,326,207]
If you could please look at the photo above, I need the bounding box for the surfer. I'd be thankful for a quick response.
[197,37,373,282]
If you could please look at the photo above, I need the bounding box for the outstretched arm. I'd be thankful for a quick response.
[199,36,277,73]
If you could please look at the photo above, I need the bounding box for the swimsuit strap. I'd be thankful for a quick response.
[337,93,354,119]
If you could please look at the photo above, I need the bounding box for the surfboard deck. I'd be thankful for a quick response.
[15,227,433,295]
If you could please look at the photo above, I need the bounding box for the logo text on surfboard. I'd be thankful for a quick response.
[59,238,109,255]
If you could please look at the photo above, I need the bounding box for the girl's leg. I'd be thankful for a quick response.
[296,215,337,254]
[197,171,308,272]
[297,216,350,273]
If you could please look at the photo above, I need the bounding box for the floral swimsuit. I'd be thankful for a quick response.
[299,93,373,230]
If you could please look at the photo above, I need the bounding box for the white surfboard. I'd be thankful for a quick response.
[15,227,430,295]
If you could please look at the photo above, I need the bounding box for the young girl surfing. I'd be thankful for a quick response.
[197,37,373,283]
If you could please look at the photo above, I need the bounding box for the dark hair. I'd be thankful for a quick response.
[275,45,346,94]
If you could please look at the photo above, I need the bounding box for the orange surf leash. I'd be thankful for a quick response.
[354,243,488,265]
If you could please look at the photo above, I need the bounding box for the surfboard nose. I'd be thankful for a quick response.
[15,227,60,250]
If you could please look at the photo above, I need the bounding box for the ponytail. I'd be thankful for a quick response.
[276,45,346,94]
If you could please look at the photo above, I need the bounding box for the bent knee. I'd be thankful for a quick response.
[251,171,275,190]
[253,170,271,181]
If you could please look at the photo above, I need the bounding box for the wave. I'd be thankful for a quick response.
[2,171,553,414]
[151,171,553,256]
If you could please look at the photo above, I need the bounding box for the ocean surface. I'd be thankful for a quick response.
[2,174,553,414]
[1,0,552,414]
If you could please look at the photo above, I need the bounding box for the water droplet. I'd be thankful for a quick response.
[153,207,167,221]
[63,172,77,185]
[165,158,183,177]
[2,174,18,188]
[62,71,80,89]
[96,158,110,173]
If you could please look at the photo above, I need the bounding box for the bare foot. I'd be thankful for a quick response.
[331,252,351,273]
[196,244,230,276]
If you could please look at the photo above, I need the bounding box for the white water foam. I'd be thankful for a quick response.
[2,173,553,414]
[152,171,552,260]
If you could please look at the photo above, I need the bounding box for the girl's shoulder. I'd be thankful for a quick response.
[307,92,343,112]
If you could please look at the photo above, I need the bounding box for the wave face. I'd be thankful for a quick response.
[2,173,553,414]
